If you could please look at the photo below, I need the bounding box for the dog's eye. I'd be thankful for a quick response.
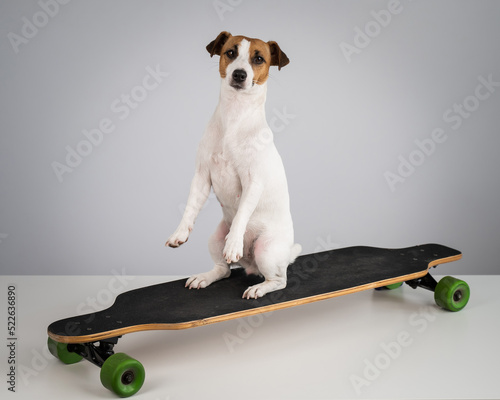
[225,50,236,59]
[253,56,265,65]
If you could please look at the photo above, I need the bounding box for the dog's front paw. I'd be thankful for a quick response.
[165,225,192,248]
[223,234,243,263]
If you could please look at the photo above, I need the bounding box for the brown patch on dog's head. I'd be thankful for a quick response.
[248,39,272,85]
[206,31,232,57]
[268,41,289,71]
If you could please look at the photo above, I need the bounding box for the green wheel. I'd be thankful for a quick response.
[100,353,145,398]
[375,282,403,291]
[434,276,470,312]
[385,282,403,290]
[47,337,83,364]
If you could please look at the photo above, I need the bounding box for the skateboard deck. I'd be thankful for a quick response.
[47,244,469,397]
[48,244,464,343]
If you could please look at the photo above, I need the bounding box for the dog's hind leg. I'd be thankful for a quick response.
[242,235,291,299]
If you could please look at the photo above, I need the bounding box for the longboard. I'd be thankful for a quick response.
[47,244,469,397]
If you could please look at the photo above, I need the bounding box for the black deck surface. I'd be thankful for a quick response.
[48,244,460,339]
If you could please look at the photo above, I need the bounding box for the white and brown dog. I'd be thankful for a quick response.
[166,31,301,299]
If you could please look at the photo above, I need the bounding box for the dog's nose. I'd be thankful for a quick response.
[232,69,247,83]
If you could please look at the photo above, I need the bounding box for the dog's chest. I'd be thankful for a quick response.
[209,150,242,202]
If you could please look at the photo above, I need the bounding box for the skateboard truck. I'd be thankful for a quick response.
[405,272,438,292]
[68,337,120,368]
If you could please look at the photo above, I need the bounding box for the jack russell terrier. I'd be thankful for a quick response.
[166,31,301,299]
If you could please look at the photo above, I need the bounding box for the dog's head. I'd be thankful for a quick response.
[206,31,289,92]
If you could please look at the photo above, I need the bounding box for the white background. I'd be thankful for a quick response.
[1,0,500,275]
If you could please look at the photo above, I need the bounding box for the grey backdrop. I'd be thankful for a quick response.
[1,0,499,276]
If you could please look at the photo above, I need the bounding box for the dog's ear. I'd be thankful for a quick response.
[206,31,232,57]
[268,41,290,70]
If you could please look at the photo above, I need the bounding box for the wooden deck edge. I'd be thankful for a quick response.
[48,252,462,344]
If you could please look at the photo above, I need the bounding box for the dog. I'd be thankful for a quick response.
[166,31,301,299]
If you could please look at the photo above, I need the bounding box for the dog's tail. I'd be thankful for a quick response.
[289,243,302,264]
